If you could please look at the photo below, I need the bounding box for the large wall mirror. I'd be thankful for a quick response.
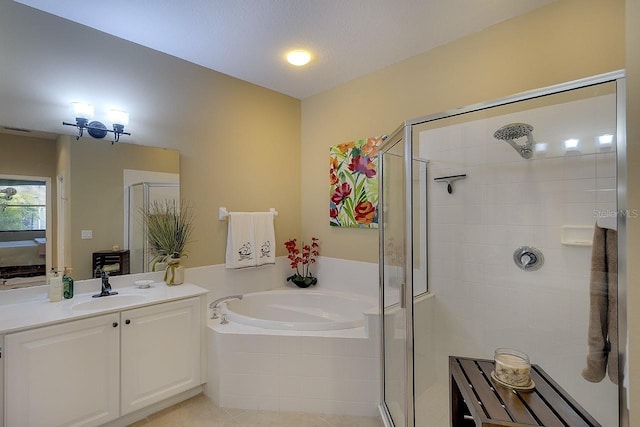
[0,131,179,290]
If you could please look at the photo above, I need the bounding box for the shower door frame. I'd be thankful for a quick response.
[379,124,416,427]
[378,70,628,427]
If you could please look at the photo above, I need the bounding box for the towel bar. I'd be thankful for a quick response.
[218,207,278,220]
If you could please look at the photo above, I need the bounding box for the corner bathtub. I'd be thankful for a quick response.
[206,288,381,416]
[220,289,376,331]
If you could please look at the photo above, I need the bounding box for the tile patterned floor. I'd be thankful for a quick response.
[128,394,384,427]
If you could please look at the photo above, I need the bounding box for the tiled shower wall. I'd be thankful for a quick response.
[418,92,619,426]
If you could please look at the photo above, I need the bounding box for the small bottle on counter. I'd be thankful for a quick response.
[49,271,63,302]
[46,267,56,286]
[63,267,74,299]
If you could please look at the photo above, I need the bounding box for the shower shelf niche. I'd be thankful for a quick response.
[560,225,594,246]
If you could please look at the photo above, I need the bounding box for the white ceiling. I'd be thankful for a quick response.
[14,0,554,100]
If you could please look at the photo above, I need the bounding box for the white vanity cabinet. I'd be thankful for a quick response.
[4,313,121,427]
[3,295,202,427]
[120,297,201,415]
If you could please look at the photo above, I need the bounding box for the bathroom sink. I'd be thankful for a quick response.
[71,294,148,311]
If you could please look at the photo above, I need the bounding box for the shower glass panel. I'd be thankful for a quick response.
[380,73,626,427]
[412,158,428,297]
[380,130,411,427]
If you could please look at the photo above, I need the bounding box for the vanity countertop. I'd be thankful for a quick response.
[0,283,208,335]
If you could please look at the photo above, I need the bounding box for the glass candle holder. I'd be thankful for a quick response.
[494,348,531,387]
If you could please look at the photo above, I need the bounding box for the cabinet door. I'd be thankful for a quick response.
[120,297,201,415]
[5,313,120,427]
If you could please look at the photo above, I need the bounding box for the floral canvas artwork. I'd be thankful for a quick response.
[329,137,382,228]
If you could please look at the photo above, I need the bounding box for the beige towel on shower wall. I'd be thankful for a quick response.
[582,224,618,384]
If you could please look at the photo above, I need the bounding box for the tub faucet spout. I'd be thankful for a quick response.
[209,294,243,309]
[209,294,243,319]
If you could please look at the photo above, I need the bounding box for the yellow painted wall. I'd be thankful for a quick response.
[69,140,180,279]
[0,1,302,272]
[170,76,302,269]
[0,134,56,179]
[301,0,625,262]
[0,133,58,265]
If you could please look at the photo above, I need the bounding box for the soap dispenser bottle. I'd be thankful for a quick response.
[46,267,56,285]
[63,267,74,299]
[49,271,63,302]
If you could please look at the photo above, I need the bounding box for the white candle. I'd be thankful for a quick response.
[495,351,531,387]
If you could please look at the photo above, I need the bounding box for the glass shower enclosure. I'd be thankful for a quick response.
[128,182,180,274]
[378,72,627,427]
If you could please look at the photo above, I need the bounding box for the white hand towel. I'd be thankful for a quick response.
[226,213,256,269]
[253,212,276,266]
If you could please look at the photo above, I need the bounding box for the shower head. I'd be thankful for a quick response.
[493,123,533,141]
[493,123,535,159]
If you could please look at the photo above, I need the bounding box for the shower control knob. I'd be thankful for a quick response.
[521,253,536,266]
[513,246,544,271]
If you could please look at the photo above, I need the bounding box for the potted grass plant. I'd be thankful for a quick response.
[143,200,194,285]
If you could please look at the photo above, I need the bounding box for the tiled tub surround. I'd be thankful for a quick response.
[184,256,379,303]
[206,320,380,416]
[184,256,381,417]
[186,256,382,415]
[417,92,619,426]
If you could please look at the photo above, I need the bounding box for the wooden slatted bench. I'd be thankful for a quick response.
[449,356,601,427]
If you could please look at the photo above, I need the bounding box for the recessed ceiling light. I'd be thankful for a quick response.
[287,50,311,66]
[563,138,580,151]
[535,142,548,153]
[597,134,614,146]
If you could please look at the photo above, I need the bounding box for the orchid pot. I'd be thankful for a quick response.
[287,273,318,288]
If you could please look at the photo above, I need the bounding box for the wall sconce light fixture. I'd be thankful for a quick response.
[62,102,131,143]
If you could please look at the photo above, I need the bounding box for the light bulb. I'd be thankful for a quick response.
[563,138,580,151]
[597,134,614,146]
[535,142,548,153]
[108,109,129,126]
[71,102,94,119]
[286,50,311,66]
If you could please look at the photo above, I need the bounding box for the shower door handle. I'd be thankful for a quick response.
[400,282,406,309]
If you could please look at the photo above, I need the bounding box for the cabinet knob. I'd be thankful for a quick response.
[112,322,118,328]
[125,319,131,325]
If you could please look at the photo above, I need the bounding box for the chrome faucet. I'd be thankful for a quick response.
[92,267,119,298]
[209,294,243,320]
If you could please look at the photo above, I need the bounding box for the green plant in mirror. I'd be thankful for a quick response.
[142,200,194,269]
